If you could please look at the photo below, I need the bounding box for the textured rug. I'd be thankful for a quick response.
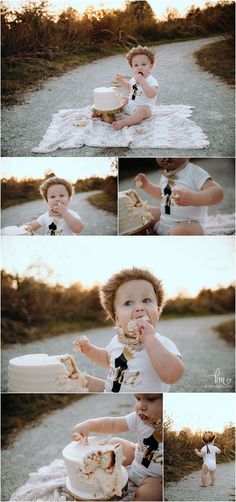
[32,105,209,153]
[10,459,136,501]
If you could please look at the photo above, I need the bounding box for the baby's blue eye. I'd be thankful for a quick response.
[143,298,151,303]
[124,300,133,306]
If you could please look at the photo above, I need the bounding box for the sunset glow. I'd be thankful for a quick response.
[1,157,115,181]
[1,236,234,299]
[164,394,235,432]
[6,0,221,18]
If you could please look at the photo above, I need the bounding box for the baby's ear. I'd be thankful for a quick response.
[114,312,120,326]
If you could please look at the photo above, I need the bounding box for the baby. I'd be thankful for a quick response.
[194,432,221,487]
[72,394,163,501]
[113,45,158,130]
[73,267,183,392]
[135,158,224,235]
[24,176,84,236]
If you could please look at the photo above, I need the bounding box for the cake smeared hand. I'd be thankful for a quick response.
[172,187,196,206]
[127,315,154,342]
[134,173,149,190]
[134,72,144,85]
[72,420,90,443]
[115,73,123,83]
[50,202,68,216]
[73,335,92,354]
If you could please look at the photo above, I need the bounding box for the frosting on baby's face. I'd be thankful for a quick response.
[47,184,70,209]
[131,54,153,79]
[135,394,163,426]
[156,158,188,171]
[114,279,159,335]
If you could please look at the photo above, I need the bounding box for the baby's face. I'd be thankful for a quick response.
[135,394,162,425]
[114,279,159,334]
[47,184,70,208]
[156,158,188,170]
[131,54,153,78]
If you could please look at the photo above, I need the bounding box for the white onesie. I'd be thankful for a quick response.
[105,332,181,393]
[37,209,82,235]
[201,444,220,471]
[125,412,163,486]
[124,74,158,115]
[154,162,211,235]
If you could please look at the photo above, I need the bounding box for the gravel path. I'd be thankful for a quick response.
[1,191,117,235]
[2,314,234,392]
[1,395,136,502]
[2,37,234,157]
[165,462,235,501]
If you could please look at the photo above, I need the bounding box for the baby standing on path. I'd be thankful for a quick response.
[194,432,221,487]
[113,45,158,130]
[73,267,183,392]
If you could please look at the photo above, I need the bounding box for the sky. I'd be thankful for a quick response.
[1,236,234,298]
[1,157,115,181]
[164,393,235,432]
[6,0,220,18]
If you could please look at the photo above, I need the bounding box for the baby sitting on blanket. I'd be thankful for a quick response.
[113,45,158,131]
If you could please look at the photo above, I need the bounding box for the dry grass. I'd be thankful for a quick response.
[2,394,85,449]
[87,191,117,214]
[213,319,235,346]
[194,37,235,87]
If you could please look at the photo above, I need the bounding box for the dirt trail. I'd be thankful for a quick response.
[2,37,234,157]
[165,461,235,501]
[2,314,234,392]
[1,191,117,235]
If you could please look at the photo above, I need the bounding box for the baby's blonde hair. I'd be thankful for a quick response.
[99,267,165,322]
[202,431,216,444]
[39,176,73,201]
[126,45,155,67]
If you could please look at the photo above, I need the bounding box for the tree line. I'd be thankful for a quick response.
[1,174,116,208]
[1,270,234,344]
[1,1,234,58]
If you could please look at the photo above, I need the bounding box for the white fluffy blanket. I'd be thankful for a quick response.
[10,459,136,502]
[32,105,209,153]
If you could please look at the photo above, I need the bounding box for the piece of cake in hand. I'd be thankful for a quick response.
[8,353,88,393]
[63,437,127,500]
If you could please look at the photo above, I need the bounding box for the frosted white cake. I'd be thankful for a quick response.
[119,189,153,235]
[1,225,33,236]
[8,353,88,393]
[93,87,124,111]
[63,437,128,500]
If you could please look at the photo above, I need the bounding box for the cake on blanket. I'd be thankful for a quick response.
[8,353,88,393]
[63,436,128,500]
[1,225,33,236]
[93,87,124,112]
[119,189,153,235]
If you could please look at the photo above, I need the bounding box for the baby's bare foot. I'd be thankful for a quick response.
[112,120,127,130]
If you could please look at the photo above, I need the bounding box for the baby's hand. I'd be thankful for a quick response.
[73,336,92,354]
[172,188,196,206]
[134,173,149,190]
[134,73,144,85]
[136,320,155,343]
[51,202,67,216]
[115,73,123,83]
[72,421,90,443]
